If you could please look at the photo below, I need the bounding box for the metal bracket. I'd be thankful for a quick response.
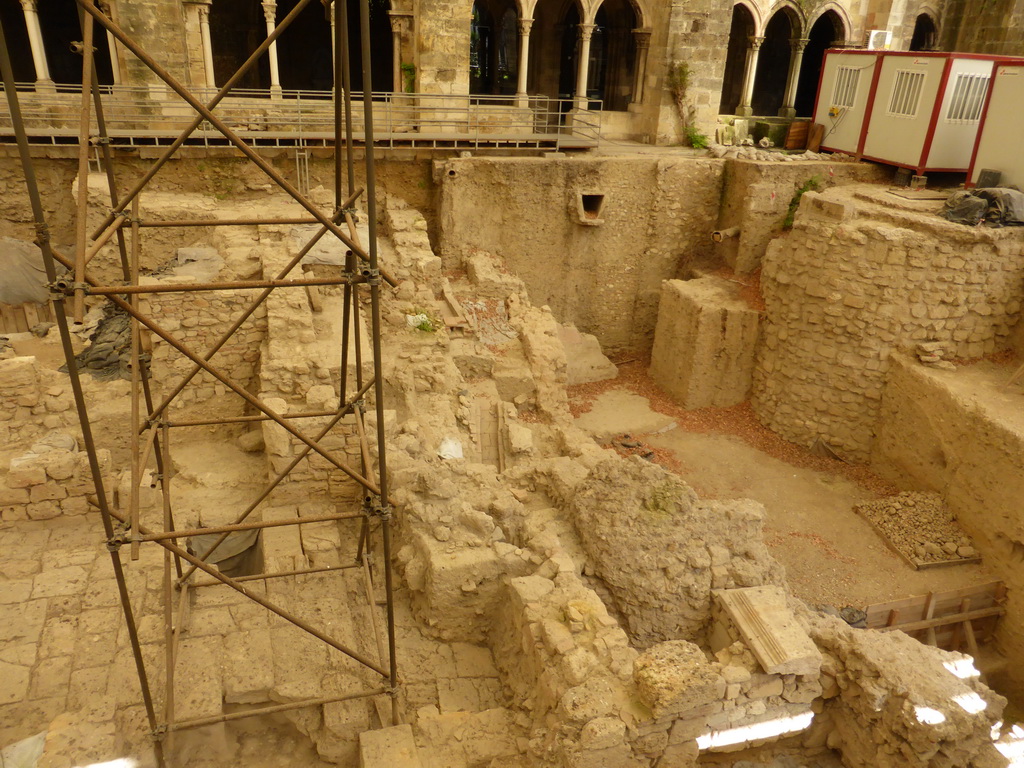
[370,503,392,522]
[106,529,129,552]
[48,278,88,297]
[364,269,382,287]
[151,724,168,742]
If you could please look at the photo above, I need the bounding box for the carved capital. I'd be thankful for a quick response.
[19,0,38,13]
[792,37,809,53]
[578,22,596,42]
[262,0,278,24]
[748,35,764,50]
[518,17,533,36]
[632,27,652,49]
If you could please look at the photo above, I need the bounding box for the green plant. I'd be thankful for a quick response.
[685,124,709,150]
[401,62,415,93]
[666,62,691,129]
[783,174,824,229]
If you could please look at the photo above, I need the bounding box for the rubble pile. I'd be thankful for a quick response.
[854,492,978,566]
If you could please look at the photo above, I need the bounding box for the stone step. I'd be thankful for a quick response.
[359,723,423,768]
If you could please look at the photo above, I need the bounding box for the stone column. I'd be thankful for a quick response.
[736,35,763,117]
[97,1,120,85]
[262,0,283,97]
[575,23,596,108]
[19,0,52,88]
[779,37,808,117]
[515,17,533,105]
[387,12,414,92]
[629,27,651,107]
[197,2,216,90]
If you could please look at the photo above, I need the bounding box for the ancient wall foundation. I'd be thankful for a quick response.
[650,276,760,409]
[437,155,725,357]
[753,187,1024,462]
[873,356,1024,700]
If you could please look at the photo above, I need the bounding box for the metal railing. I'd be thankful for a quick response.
[0,82,602,149]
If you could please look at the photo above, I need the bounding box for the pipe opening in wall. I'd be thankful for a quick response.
[581,193,605,218]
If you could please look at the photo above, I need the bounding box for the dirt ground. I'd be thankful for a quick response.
[570,365,996,612]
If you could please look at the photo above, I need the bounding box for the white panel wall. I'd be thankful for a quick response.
[925,58,994,171]
[815,51,878,155]
[971,63,1024,188]
[862,54,946,168]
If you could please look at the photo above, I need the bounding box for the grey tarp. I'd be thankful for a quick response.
[0,236,48,305]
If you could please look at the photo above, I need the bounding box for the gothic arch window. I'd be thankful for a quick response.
[794,9,845,116]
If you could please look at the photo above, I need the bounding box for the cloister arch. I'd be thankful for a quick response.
[718,2,756,114]
[471,0,519,95]
[909,11,938,51]
[794,7,846,116]
[750,4,801,115]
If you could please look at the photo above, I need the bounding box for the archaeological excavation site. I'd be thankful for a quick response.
[2,0,1024,767]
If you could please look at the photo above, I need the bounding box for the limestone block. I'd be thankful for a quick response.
[557,324,618,386]
[713,587,821,676]
[633,640,726,718]
[650,278,759,409]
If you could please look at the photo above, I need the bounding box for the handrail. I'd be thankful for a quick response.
[0,82,602,148]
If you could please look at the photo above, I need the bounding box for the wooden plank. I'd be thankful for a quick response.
[808,123,825,152]
[0,304,17,334]
[866,581,1004,626]
[877,605,1004,634]
[785,121,810,150]
[923,593,937,646]
[963,614,980,657]
[22,302,40,328]
[950,598,969,652]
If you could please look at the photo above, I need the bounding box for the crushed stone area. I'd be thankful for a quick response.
[570,374,995,610]
[853,492,979,567]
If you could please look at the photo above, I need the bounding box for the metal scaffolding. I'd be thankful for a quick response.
[0,0,398,765]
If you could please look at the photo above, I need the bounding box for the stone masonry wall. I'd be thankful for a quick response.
[437,156,725,357]
[140,278,267,416]
[752,188,1024,462]
[940,0,1024,56]
[1,447,111,523]
[0,356,78,452]
[649,276,760,409]
[872,356,1024,700]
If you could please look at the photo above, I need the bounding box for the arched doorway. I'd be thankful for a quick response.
[718,3,755,114]
[751,8,797,116]
[343,0,393,92]
[528,0,582,99]
[588,0,637,110]
[210,0,270,90]
[38,0,114,86]
[909,13,937,51]
[794,10,844,117]
[277,0,332,91]
[470,0,519,96]
[0,3,35,82]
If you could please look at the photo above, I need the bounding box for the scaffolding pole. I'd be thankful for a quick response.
[0,0,401,761]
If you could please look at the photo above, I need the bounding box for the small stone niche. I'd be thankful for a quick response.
[574,191,605,226]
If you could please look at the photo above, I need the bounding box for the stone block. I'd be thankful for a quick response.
[359,723,423,768]
[633,641,725,718]
[650,278,759,409]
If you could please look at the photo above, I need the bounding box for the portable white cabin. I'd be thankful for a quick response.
[967,60,1024,188]
[814,50,1014,174]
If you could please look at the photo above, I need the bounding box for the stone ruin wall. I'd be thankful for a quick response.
[713,159,889,275]
[141,281,267,415]
[0,357,109,524]
[752,188,1024,462]
[376,205,1010,768]
[873,357,1024,701]
[437,155,726,358]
